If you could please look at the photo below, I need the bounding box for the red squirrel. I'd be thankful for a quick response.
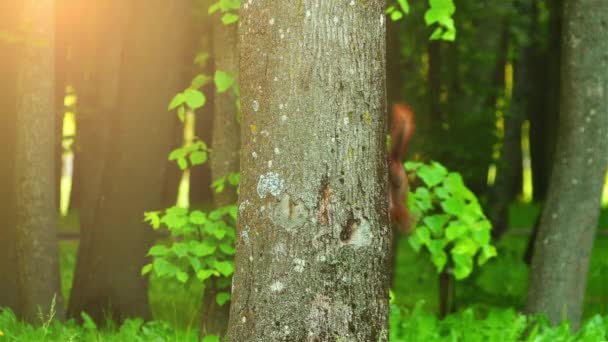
[389,103,415,234]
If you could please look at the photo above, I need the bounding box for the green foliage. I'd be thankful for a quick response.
[169,140,209,170]
[143,203,236,305]
[211,172,240,194]
[169,74,211,122]
[386,0,456,41]
[389,301,608,341]
[386,0,410,21]
[208,0,240,25]
[425,0,456,41]
[406,161,497,279]
[0,307,201,341]
[214,70,235,93]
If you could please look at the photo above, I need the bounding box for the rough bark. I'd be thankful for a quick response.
[0,2,19,313]
[228,1,391,340]
[526,0,608,330]
[13,0,65,323]
[67,0,191,323]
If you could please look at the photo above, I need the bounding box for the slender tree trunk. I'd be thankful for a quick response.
[68,0,191,323]
[210,21,240,208]
[0,2,19,313]
[228,1,391,340]
[190,28,215,206]
[445,5,508,195]
[13,0,65,323]
[67,0,130,320]
[529,0,562,202]
[489,2,538,239]
[199,17,240,339]
[526,0,608,330]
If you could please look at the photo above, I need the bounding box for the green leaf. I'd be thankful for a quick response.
[211,177,226,193]
[219,243,235,255]
[390,10,403,21]
[423,214,450,236]
[214,260,234,277]
[215,71,236,93]
[191,74,211,89]
[227,172,240,186]
[189,151,208,166]
[397,0,410,14]
[81,312,97,330]
[141,263,153,275]
[177,158,188,170]
[153,258,180,277]
[176,271,189,283]
[196,269,215,281]
[148,245,170,257]
[168,147,186,161]
[471,226,491,245]
[184,89,206,109]
[445,222,468,241]
[202,335,220,342]
[188,257,202,272]
[194,52,209,67]
[417,164,444,187]
[221,13,239,25]
[219,0,240,11]
[408,233,423,252]
[452,238,479,256]
[168,93,185,110]
[172,243,189,258]
[144,211,161,229]
[208,3,220,14]
[189,210,206,225]
[453,253,473,280]
[216,292,231,306]
[194,241,217,257]
[430,248,447,272]
[177,105,186,122]
[413,188,433,212]
[478,245,497,265]
[441,196,466,216]
[414,226,431,247]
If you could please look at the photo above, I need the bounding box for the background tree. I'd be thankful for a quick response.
[13,0,65,323]
[66,0,130,319]
[199,11,240,338]
[0,1,19,314]
[526,0,608,329]
[228,1,391,340]
[67,0,192,323]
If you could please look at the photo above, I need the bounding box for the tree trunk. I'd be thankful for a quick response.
[228,1,391,340]
[210,20,240,207]
[199,17,240,339]
[67,0,190,324]
[67,0,130,320]
[488,1,537,239]
[0,2,19,313]
[526,0,608,330]
[13,0,65,323]
[529,0,562,202]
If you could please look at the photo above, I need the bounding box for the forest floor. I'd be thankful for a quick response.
[1,203,606,341]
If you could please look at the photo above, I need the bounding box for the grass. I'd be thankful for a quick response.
[1,203,607,340]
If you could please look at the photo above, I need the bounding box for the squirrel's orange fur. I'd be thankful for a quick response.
[389,103,415,234]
